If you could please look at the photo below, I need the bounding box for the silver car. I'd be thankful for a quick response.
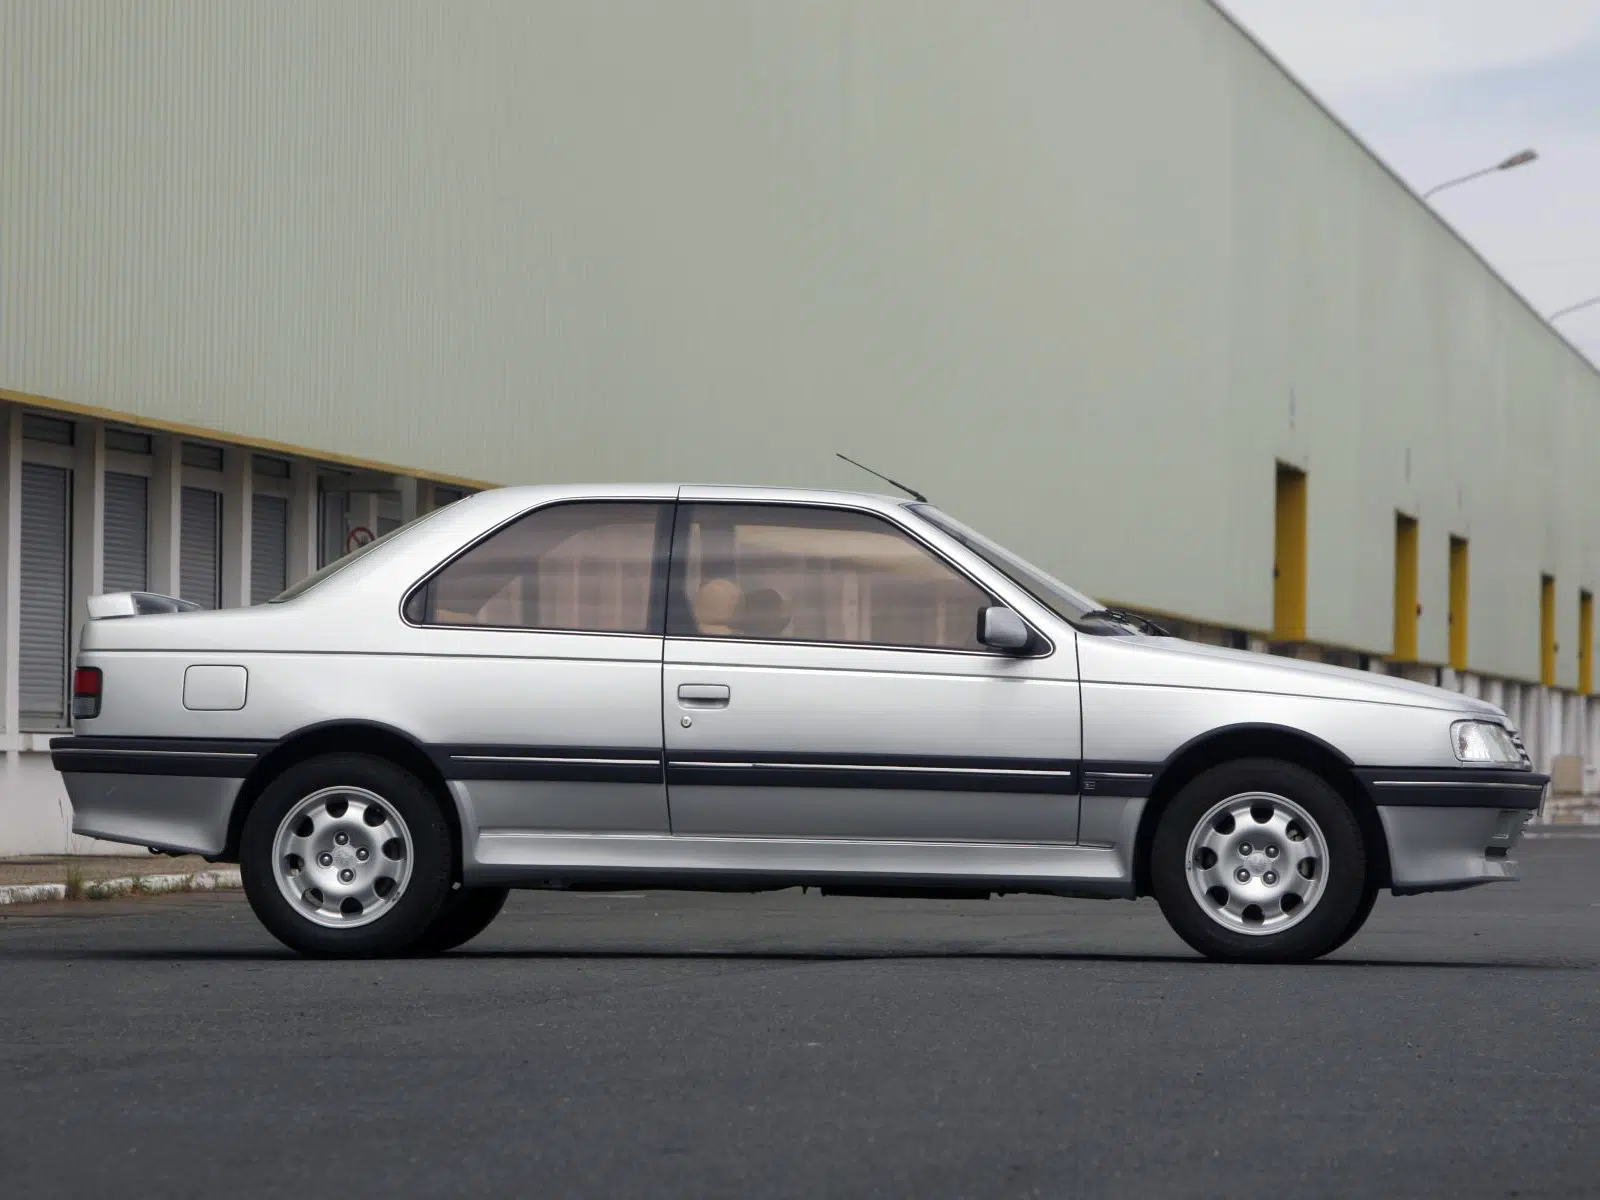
[52,484,1547,962]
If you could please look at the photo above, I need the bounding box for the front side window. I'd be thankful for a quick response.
[408,501,670,634]
[669,504,993,651]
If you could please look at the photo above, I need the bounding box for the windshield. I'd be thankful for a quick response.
[268,504,450,603]
[910,504,1133,633]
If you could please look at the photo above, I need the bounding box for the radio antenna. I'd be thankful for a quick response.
[835,453,928,503]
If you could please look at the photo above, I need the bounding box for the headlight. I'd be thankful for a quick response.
[1451,720,1522,765]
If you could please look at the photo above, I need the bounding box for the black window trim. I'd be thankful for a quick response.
[664,498,1055,659]
[398,497,677,639]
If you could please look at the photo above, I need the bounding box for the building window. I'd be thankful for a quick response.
[253,454,291,479]
[180,486,222,609]
[103,472,150,594]
[407,501,669,634]
[19,462,72,728]
[669,504,993,651]
[251,494,289,604]
[21,413,74,446]
[105,428,153,455]
[181,442,224,471]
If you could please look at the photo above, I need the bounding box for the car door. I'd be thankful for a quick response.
[662,496,1082,844]
[402,497,673,838]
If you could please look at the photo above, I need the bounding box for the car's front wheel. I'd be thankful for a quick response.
[241,754,454,958]
[1150,759,1370,963]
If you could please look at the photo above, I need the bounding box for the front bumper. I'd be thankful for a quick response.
[1357,766,1548,895]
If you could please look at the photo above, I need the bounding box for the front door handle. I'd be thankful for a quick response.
[678,683,731,708]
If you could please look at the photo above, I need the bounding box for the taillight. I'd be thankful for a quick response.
[72,667,102,719]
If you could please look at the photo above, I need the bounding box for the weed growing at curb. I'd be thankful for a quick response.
[63,862,86,901]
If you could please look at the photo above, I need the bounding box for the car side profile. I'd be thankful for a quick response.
[51,484,1548,962]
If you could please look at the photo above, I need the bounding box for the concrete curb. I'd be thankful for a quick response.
[0,867,242,906]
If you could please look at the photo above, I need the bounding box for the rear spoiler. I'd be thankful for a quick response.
[87,592,204,620]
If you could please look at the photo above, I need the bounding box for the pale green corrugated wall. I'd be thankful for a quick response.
[3,0,1597,681]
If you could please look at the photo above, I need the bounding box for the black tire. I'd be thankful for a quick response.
[1323,880,1381,957]
[408,886,511,955]
[1150,758,1370,964]
[240,753,454,958]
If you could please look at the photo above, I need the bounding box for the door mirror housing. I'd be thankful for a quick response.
[977,606,1030,652]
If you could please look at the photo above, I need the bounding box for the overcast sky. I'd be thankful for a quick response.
[1216,0,1600,367]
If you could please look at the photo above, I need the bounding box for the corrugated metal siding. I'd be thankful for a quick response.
[19,463,71,726]
[4,1,1600,678]
[103,471,149,593]
[179,486,220,609]
[250,493,288,604]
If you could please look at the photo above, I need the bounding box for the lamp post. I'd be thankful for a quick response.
[1422,149,1539,200]
[1549,296,1600,323]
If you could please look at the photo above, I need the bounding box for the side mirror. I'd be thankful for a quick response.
[977,606,1030,652]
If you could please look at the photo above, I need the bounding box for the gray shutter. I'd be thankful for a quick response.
[103,471,149,594]
[251,494,288,604]
[180,486,221,609]
[19,463,72,726]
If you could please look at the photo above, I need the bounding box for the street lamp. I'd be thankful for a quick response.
[1549,295,1600,323]
[1422,149,1539,200]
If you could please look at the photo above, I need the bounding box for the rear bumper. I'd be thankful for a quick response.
[58,772,243,857]
[51,736,261,858]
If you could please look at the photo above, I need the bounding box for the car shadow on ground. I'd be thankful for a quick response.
[0,945,1585,969]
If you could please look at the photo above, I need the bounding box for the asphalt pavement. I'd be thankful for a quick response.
[1,835,1596,1199]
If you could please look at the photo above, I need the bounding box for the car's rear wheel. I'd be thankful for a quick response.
[407,886,511,955]
[241,754,453,958]
[1151,758,1370,963]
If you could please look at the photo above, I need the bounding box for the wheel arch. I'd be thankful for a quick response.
[1131,723,1390,895]
[223,720,463,873]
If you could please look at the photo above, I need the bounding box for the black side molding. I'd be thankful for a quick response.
[665,751,1080,795]
[1354,767,1549,809]
[50,736,268,779]
[431,745,665,786]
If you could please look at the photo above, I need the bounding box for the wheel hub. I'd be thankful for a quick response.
[1184,790,1329,936]
[271,786,414,929]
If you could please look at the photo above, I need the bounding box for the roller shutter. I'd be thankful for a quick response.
[180,486,221,609]
[19,463,72,726]
[103,472,149,594]
[251,494,288,604]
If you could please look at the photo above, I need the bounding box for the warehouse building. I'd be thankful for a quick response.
[3,0,1599,852]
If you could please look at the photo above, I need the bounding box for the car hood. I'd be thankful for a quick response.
[1076,634,1507,718]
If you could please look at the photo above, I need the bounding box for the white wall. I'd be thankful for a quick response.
[3,0,1598,681]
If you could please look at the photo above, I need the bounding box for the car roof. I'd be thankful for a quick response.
[471,482,913,508]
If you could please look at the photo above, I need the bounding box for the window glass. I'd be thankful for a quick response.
[413,502,668,634]
[669,504,992,650]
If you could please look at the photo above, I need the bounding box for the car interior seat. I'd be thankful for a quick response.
[736,587,791,638]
